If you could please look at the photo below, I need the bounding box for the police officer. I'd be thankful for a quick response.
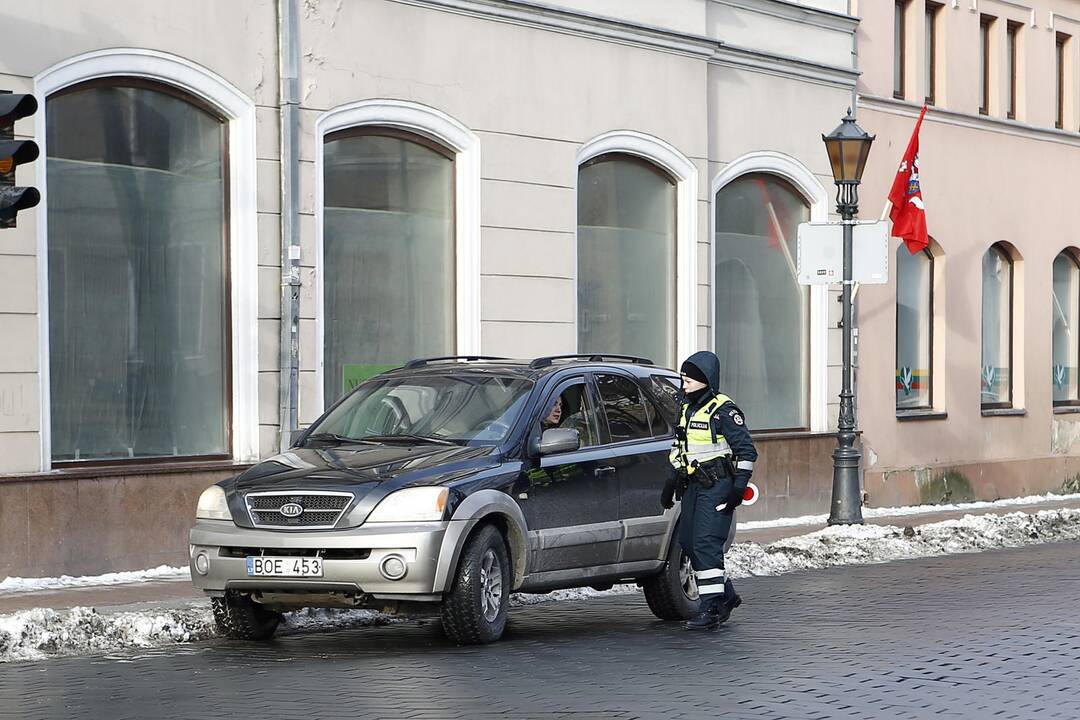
[661,350,758,630]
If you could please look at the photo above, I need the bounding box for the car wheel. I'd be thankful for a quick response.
[440,524,510,645]
[211,591,282,640]
[643,529,701,621]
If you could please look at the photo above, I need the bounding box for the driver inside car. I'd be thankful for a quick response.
[541,392,593,445]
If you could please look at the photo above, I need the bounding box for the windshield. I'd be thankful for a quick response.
[307,374,534,446]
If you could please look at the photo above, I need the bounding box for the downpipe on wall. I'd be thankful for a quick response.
[278,0,301,452]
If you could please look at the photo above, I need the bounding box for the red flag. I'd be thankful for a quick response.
[888,106,929,254]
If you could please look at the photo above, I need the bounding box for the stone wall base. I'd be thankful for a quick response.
[0,464,248,579]
[864,456,1080,508]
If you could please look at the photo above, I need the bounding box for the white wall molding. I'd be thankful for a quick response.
[389,0,716,59]
[709,150,831,432]
[576,130,699,367]
[313,99,482,412]
[33,48,260,469]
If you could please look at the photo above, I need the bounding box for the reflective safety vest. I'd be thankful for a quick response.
[669,393,734,474]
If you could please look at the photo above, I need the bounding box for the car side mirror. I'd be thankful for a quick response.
[288,428,307,448]
[538,428,580,456]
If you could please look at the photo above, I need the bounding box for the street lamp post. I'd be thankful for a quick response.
[822,109,875,526]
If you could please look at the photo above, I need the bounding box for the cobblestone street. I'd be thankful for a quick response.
[2,541,1078,719]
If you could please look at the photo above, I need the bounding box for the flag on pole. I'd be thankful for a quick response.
[887,106,929,254]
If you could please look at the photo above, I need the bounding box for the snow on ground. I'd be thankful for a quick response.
[727,508,1080,578]
[740,491,1080,530]
[2,506,1078,663]
[0,606,215,663]
[0,565,188,595]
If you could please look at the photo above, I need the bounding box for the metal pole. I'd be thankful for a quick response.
[277,0,301,453]
[828,183,864,525]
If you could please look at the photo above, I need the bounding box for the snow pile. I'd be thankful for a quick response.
[0,604,409,663]
[0,565,188,595]
[1,508,1078,663]
[728,508,1080,578]
[0,605,215,663]
[282,607,401,632]
[740,491,1080,530]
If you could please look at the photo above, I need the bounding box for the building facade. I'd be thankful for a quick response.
[854,0,1080,505]
[10,0,1043,579]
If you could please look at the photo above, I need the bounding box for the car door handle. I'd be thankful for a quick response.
[594,466,616,477]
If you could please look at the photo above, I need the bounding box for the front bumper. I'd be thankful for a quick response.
[188,519,455,602]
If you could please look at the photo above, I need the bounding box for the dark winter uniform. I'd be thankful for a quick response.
[664,351,758,629]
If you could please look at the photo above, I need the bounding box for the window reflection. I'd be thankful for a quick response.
[47,82,228,461]
[896,247,933,409]
[714,174,810,430]
[981,245,1013,407]
[1052,252,1079,404]
[577,154,676,368]
[323,130,455,404]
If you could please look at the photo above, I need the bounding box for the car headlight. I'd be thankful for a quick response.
[195,485,231,521]
[366,487,449,523]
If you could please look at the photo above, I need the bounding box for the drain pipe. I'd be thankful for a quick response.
[277,0,301,452]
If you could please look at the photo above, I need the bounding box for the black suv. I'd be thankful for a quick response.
[189,355,700,644]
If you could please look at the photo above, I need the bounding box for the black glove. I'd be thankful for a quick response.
[660,479,676,510]
[724,483,746,510]
[674,467,689,500]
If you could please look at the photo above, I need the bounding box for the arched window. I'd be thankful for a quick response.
[577,153,676,367]
[1052,251,1080,405]
[322,128,455,403]
[46,79,229,462]
[714,173,810,430]
[981,244,1013,408]
[896,246,934,410]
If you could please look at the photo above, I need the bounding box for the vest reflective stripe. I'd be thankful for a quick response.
[670,393,734,470]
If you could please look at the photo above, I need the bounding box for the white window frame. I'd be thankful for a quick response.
[33,48,259,469]
[710,151,830,433]
[313,99,481,413]
[575,131,699,366]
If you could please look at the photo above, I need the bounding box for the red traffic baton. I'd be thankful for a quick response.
[742,481,759,507]
[715,481,761,511]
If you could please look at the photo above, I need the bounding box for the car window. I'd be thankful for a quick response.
[647,374,681,428]
[539,382,600,448]
[595,374,652,443]
[642,392,672,437]
[313,374,533,445]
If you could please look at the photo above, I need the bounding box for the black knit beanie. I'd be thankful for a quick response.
[680,360,709,387]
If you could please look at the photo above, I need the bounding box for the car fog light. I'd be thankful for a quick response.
[194,552,210,575]
[379,554,407,581]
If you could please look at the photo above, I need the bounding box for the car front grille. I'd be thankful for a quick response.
[244,491,354,529]
[219,547,371,560]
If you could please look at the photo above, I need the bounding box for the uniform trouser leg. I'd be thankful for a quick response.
[678,478,736,612]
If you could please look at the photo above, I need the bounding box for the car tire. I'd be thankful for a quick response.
[440,524,510,645]
[643,528,701,621]
[211,591,282,641]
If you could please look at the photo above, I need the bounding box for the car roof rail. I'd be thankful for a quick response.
[528,353,655,369]
[403,355,509,369]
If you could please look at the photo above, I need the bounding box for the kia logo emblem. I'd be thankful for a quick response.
[279,502,304,518]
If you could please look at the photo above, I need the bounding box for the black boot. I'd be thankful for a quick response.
[714,593,742,624]
[684,607,720,630]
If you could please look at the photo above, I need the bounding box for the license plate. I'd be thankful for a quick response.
[246,556,323,577]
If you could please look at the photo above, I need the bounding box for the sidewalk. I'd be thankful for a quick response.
[3,494,1079,616]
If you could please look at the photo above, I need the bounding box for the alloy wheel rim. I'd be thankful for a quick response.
[479,548,503,622]
[679,554,699,600]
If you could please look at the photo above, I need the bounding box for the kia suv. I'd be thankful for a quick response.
[189,354,700,644]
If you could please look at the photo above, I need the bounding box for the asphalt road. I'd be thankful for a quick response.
[2,541,1078,720]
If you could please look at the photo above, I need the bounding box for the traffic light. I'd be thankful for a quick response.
[0,92,40,229]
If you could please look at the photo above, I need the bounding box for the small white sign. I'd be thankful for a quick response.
[796,221,890,285]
